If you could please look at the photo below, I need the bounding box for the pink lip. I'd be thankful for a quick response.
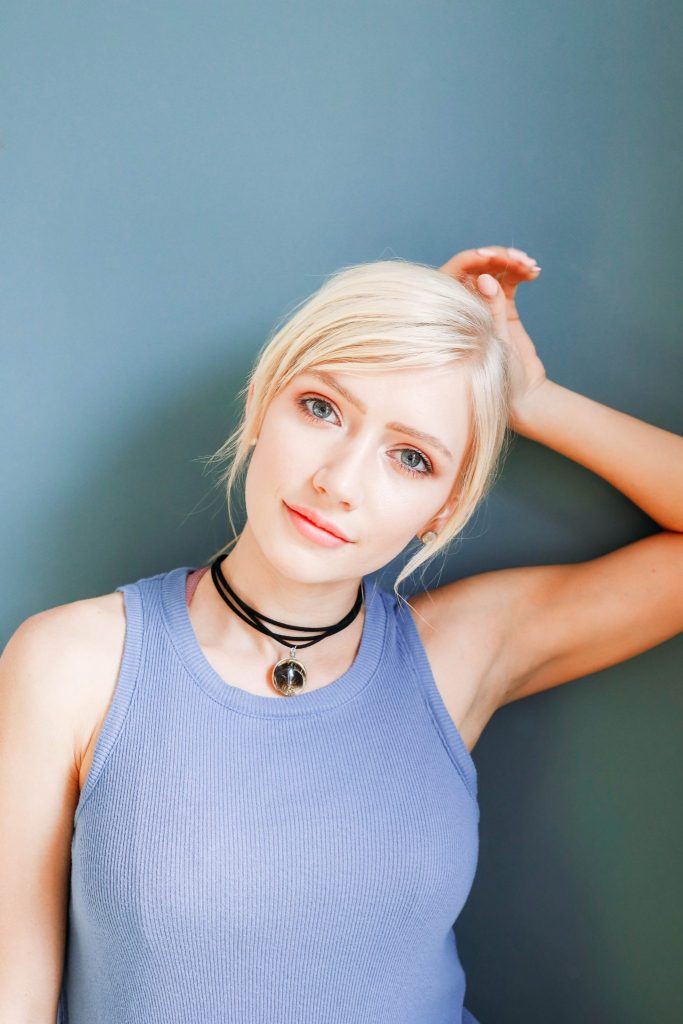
[284,503,352,547]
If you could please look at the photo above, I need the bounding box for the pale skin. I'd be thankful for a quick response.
[1,245,682,1016]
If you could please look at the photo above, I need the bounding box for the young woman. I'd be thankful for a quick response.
[1,246,681,1023]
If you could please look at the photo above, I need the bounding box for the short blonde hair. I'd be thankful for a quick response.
[202,257,513,601]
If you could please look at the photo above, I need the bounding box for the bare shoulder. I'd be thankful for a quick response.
[407,569,523,753]
[0,590,127,1003]
[3,589,128,785]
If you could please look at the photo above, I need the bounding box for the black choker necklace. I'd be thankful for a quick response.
[209,554,364,697]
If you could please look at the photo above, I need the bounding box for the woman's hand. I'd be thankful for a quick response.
[438,245,549,428]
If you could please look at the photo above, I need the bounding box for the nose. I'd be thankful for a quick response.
[311,443,367,509]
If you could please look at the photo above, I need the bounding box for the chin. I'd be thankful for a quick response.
[250,521,337,584]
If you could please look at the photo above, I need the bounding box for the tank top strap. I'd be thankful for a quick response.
[72,566,175,826]
[386,587,479,804]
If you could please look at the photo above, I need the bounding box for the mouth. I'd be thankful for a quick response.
[283,502,352,546]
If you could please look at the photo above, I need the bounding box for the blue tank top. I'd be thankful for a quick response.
[58,565,481,1023]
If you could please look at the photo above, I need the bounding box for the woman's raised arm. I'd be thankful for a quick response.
[418,246,683,716]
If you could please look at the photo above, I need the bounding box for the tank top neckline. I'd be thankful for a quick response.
[160,565,388,716]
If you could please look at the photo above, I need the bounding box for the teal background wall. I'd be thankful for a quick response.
[2,2,681,1020]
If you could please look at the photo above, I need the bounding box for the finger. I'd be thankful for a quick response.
[458,262,528,305]
[479,248,542,298]
[440,246,541,280]
[477,249,541,281]
[477,245,538,270]
[475,257,539,297]
[475,274,509,336]
[443,246,534,269]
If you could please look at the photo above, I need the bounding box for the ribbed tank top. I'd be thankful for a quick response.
[57,565,481,1024]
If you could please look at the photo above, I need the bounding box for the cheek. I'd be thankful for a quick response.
[260,414,328,473]
[244,418,308,502]
[371,495,434,547]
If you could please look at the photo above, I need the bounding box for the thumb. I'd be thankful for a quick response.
[476,273,508,338]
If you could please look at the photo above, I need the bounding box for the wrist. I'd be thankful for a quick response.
[510,377,560,436]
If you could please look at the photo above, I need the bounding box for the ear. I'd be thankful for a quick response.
[420,496,458,538]
[246,381,255,417]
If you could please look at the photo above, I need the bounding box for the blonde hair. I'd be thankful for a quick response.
[201,257,513,603]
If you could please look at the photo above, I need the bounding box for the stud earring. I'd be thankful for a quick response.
[420,530,438,544]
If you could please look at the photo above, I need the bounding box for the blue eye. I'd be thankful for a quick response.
[300,396,338,424]
[296,395,433,479]
[397,449,432,477]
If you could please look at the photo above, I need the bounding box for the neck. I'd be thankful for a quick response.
[212,521,364,629]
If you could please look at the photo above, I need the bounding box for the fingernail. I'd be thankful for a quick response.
[509,248,537,267]
[477,247,497,256]
[478,274,498,296]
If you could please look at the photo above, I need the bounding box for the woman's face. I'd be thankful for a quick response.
[243,365,472,583]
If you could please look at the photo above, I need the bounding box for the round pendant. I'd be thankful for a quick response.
[272,654,307,696]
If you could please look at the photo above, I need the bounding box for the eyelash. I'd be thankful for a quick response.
[296,395,434,479]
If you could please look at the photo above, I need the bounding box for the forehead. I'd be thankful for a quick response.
[293,365,470,407]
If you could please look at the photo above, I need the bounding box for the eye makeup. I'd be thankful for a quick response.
[296,394,434,479]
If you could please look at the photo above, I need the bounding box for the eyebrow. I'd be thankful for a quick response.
[307,370,455,462]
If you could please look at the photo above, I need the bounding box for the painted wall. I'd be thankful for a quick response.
[2,2,681,1019]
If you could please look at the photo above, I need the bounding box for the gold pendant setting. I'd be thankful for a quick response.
[272,646,307,697]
